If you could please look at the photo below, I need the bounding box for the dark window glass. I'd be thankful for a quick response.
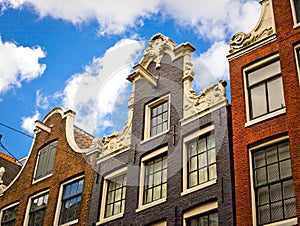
[59,178,84,225]
[187,133,216,188]
[187,211,218,226]
[105,174,127,218]
[253,141,296,225]
[247,60,285,119]
[144,153,167,204]
[35,141,57,180]
[1,205,18,226]
[29,193,48,226]
[150,101,168,137]
[294,0,300,23]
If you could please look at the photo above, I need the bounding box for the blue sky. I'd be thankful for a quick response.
[0,0,260,159]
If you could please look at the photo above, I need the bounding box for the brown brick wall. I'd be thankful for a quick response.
[229,0,300,225]
[0,110,95,226]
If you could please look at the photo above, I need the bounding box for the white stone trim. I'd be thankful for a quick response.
[248,136,291,226]
[243,54,285,126]
[182,125,215,194]
[35,120,52,134]
[23,189,49,226]
[0,202,19,224]
[183,201,218,226]
[53,175,84,226]
[137,146,168,211]
[98,167,127,225]
[143,95,170,141]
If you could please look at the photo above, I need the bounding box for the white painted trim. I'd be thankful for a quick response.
[264,218,297,226]
[143,95,170,140]
[137,146,168,210]
[98,167,127,224]
[35,120,52,134]
[183,201,218,226]
[294,44,300,86]
[243,54,284,125]
[0,202,19,224]
[182,125,215,193]
[290,0,300,26]
[23,189,50,226]
[53,175,84,226]
[249,136,291,226]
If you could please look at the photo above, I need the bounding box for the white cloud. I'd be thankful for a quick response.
[60,38,145,135]
[0,37,46,94]
[21,110,40,134]
[0,0,261,39]
[193,41,229,90]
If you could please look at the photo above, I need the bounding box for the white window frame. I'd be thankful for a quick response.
[294,44,300,85]
[244,54,286,127]
[53,175,84,226]
[144,95,170,141]
[23,189,49,226]
[150,221,167,226]
[249,136,298,226]
[290,0,300,28]
[0,202,19,226]
[98,167,127,225]
[181,125,216,196]
[33,141,58,183]
[183,201,218,226]
[137,146,168,212]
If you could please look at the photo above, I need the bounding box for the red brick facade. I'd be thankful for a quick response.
[228,0,300,225]
[0,107,95,226]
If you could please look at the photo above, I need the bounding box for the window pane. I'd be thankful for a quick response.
[294,0,300,23]
[248,61,281,86]
[199,168,208,183]
[284,198,297,218]
[189,172,198,187]
[283,180,295,199]
[271,201,283,221]
[209,164,217,180]
[258,205,270,225]
[257,187,269,205]
[255,168,267,186]
[278,142,290,160]
[280,159,292,178]
[250,84,267,118]
[267,164,279,182]
[270,183,282,202]
[254,151,265,168]
[267,77,285,112]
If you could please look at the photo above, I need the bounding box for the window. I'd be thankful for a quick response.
[295,46,300,85]
[183,202,218,226]
[186,211,218,226]
[138,147,168,210]
[187,132,216,188]
[99,168,127,224]
[290,0,300,25]
[182,125,216,195]
[34,141,57,181]
[144,96,170,139]
[28,193,48,226]
[0,203,18,226]
[58,178,84,225]
[252,141,296,225]
[246,59,285,120]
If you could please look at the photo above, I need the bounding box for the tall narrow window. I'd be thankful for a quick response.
[59,178,84,225]
[105,174,127,218]
[1,204,18,226]
[291,0,300,24]
[246,60,285,120]
[253,141,296,225]
[187,133,216,188]
[29,193,48,226]
[186,211,218,226]
[144,96,169,139]
[34,141,57,181]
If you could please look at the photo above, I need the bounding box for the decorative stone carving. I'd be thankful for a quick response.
[183,80,228,119]
[229,0,276,54]
[143,33,177,69]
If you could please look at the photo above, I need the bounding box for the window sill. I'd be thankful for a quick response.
[181,179,217,196]
[136,197,166,212]
[60,219,78,226]
[32,173,53,184]
[97,213,124,225]
[293,23,300,29]
[262,217,297,226]
[141,130,169,144]
[245,108,286,127]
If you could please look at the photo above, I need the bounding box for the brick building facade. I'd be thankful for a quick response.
[0,107,96,226]
[88,34,235,226]
[228,0,300,225]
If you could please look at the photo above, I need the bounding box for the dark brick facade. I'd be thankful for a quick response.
[89,35,234,226]
[0,153,21,186]
[228,0,300,225]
